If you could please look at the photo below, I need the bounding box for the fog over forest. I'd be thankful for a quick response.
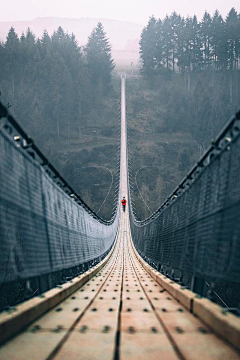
[1,7,240,219]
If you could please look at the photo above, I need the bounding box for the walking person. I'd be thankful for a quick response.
[121,197,127,212]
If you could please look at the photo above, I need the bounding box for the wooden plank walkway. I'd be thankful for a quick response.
[0,75,240,359]
[0,210,240,359]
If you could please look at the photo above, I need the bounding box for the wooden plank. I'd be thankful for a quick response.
[0,236,118,346]
[1,207,240,360]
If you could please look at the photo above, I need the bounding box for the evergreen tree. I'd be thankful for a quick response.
[85,22,114,93]
[200,12,212,68]
[162,15,173,69]
[226,8,239,70]
[190,15,202,71]
[176,16,186,73]
[41,29,51,46]
[4,27,20,51]
[139,8,240,77]
[3,28,20,100]
[182,17,194,71]
[139,17,160,76]
[170,12,181,72]
[211,11,227,70]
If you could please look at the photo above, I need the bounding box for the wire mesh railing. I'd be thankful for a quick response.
[128,110,240,309]
[0,102,120,312]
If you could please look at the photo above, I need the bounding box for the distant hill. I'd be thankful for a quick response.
[0,17,142,67]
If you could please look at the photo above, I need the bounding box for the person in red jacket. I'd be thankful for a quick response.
[121,197,127,212]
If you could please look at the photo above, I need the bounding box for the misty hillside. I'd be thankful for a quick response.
[0,17,141,67]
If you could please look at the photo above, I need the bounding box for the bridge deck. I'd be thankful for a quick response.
[0,210,240,360]
[0,76,240,359]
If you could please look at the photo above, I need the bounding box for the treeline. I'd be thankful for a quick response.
[0,23,115,139]
[140,8,240,75]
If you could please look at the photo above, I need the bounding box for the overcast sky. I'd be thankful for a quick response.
[1,0,239,24]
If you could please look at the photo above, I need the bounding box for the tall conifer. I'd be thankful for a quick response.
[85,23,114,93]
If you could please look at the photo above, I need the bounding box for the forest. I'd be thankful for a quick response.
[0,23,120,219]
[0,22,115,138]
[140,8,240,75]
[1,8,240,220]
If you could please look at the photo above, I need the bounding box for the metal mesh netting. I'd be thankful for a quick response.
[129,112,240,303]
[0,103,119,309]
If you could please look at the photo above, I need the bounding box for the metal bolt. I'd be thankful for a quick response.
[103,325,110,333]
[176,326,184,334]
[128,326,135,333]
[53,325,63,333]
[31,324,41,333]
[198,327,208,334]
[80,325,88,333]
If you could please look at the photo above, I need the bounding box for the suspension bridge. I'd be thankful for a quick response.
[0,75,240,359]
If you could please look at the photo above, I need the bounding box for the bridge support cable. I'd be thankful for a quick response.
[0,77,240,359]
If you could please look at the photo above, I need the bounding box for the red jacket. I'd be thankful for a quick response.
[121,199,127,206]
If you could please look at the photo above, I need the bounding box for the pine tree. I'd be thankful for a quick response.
[139,17,163,76]
[226,8,239,102]
[191,15,202,71]
[211,11,226,70]
[226,8,239,70]
[5,27,20,51]
[200,12,212,68]
[176,16,186,73]
[170,12,181,72]
[4,28,20,100]
[155,19,165,71]
[162,15,173,70]
[85,23,114,93]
